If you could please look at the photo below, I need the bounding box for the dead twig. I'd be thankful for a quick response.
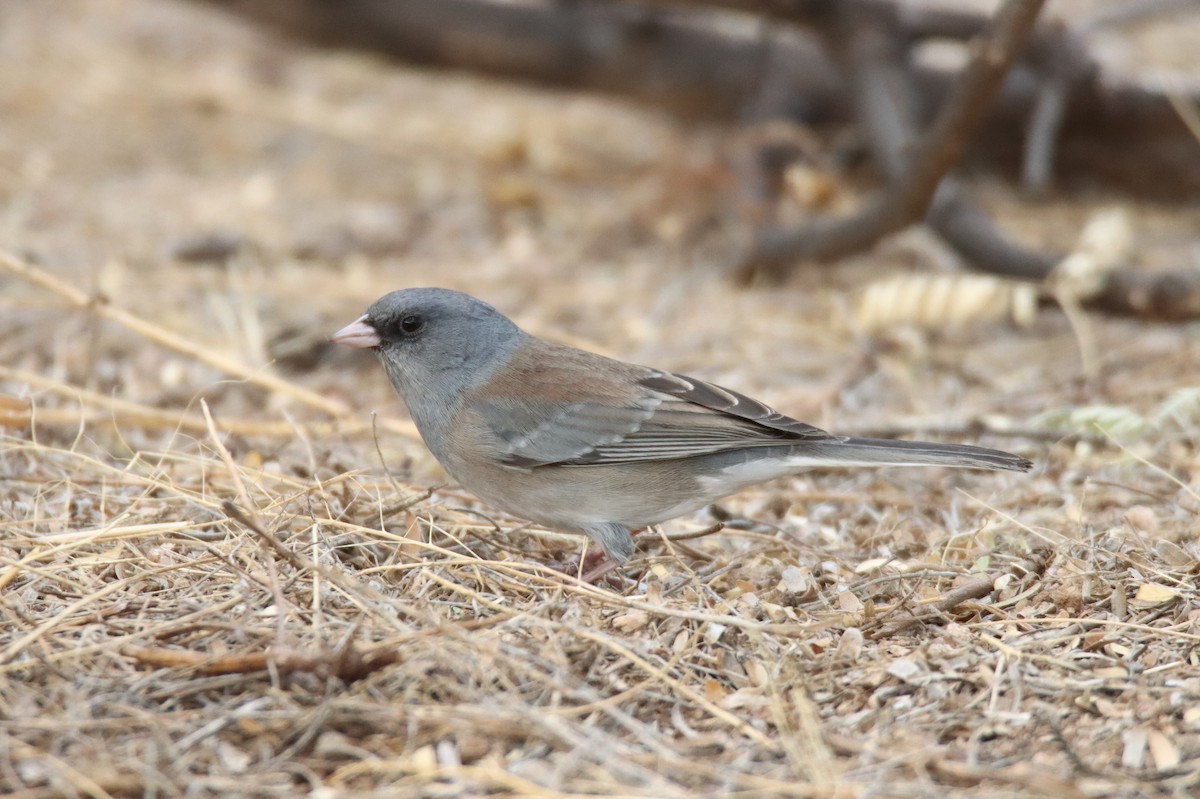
[124,639,401,682]
[729,4,1200,319]
[0,365,419,440]
[871,548,1053,639]
[735,0,1046,275]
[0,250,347,417]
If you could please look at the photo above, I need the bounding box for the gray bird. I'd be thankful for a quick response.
[333,288,1031,564]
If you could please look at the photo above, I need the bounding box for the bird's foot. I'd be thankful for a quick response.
[562,529,645,587]
[580,555,624,585]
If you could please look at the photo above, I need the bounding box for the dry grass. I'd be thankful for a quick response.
[3,1,1200,797]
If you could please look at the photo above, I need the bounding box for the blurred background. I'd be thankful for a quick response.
[2,1,1200,795]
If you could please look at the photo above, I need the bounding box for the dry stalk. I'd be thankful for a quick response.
[0,250,350,416]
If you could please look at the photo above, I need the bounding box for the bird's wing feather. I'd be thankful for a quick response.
[466,341,837,469]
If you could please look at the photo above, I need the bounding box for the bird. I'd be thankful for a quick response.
[332,288,1031,567]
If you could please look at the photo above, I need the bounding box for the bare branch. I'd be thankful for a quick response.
[735,0,1046,276]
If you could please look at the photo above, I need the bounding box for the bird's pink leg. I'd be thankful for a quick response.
[579,528,644,585]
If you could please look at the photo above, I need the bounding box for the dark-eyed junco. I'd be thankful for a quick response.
[333,288,1031,564]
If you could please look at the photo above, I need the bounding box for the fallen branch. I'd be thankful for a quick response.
[730,4,1200,320]
[125,641,400,682]
[871,549,1053,639]
[196,0,1200,199]
[733,0,1045,274]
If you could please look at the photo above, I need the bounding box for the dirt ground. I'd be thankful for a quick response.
[2,1,1199,797]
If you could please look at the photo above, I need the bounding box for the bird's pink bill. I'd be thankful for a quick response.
[331,315,382,349]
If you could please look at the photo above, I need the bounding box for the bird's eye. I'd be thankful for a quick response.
[398,315,425,336]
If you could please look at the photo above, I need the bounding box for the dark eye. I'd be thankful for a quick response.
[397,314,425,336]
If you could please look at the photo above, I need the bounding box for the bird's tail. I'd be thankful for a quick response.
[810,437,1032,472]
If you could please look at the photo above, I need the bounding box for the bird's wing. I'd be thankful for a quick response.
[465,341,837,469]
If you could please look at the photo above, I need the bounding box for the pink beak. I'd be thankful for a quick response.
[330,314,382,349]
